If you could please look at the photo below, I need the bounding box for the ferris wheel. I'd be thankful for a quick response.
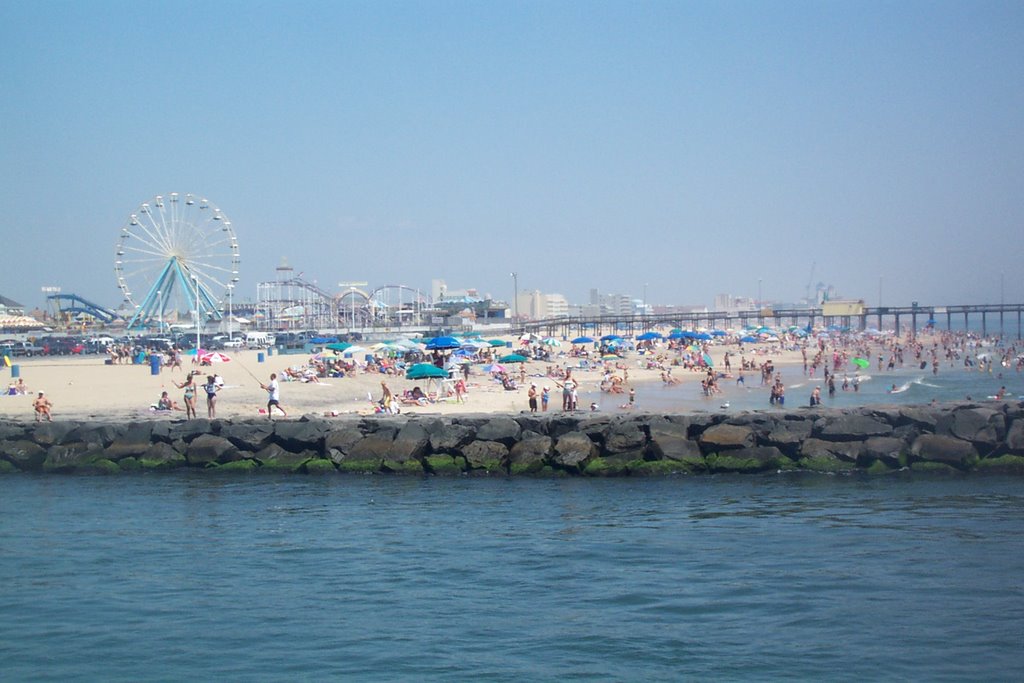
[115,193,240,329]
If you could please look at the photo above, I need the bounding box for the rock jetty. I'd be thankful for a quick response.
[3,402,1024,476]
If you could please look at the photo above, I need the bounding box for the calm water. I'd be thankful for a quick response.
[1,474,1023,681]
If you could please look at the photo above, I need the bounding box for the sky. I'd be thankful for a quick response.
[2,0,1022,314]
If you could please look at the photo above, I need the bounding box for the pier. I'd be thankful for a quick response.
[520,303,1024,340]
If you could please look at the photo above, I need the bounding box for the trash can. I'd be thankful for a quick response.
[267,346,274,357]
[10,365,19,378]
[505,341,513,348]
[257,352,265,363]
[150,355,161,376]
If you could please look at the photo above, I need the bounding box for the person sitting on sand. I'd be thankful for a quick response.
[156,391,181,411]
[34,391,52,422]
[15,378,28,395]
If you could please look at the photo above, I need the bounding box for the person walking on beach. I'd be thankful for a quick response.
[260,373,287,419]
[202,375,219,418]
[175,372,197,419]
[33,391,53,422]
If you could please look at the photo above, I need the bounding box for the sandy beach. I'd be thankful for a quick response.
[0,341,807,422]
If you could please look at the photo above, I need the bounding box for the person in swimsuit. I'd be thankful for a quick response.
[175,372,197,419]
[203,375,219,418]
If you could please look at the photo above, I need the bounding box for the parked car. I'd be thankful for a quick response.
[222,338,245,349]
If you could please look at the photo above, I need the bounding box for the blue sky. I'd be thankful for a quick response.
[2,0,1022,313]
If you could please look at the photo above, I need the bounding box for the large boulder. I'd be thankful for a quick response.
[186,434,240,465]
[388,421,430,462]
[427,422,476,452]
[814,414,893,441]
[946,408,1004,449]
[475,417,522,445]
[169,419,214,443]
[859,436,907,466]
[898,407,938,431]
[324,427,366,457]
[2,440,48,471]
[105,423,156,461]
[29,421,78,446]
[647,418,702,465]
[800,437,862,462]
[508,436,552,474]
[706,446,791,473]
[911,434,979,468]
[139,442,186,469]
[65,422,127,448]
[221,420,275,451]
[552,431,595,470]
[274,418,331,454]
[699,424,754,452]
[255,443,314,472]
[1006,418,1024,455]
[604,420,646,455]
[461,440,508,471]
[342,432,395,470]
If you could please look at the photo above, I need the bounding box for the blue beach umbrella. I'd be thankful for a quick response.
[692,332,712,341]
[571,336,594,344]
[637,331,663,341]
[740,335,757,343]
[601,334,622,342]
[425,336,461,350]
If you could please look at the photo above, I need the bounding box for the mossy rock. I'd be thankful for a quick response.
[0,458,20,473]
[218,459,260,473]
[304,458,337,475]
[138,456,186,470]
[509,459,545,475]
[381,458,425,475]
[865,459,897,475]
[629,460,688,476]
[119,457,141,472]
[80,459,121,475]
[583,457,630,477]
[975,454,1024,473]
[336,460,381,474]
[909,461,960,474]
[425,455,462,476]
[799,456,856,473]
[706,453,767,473]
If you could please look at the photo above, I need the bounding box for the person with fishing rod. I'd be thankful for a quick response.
[260,373,287,419]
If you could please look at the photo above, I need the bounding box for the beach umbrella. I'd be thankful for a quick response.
[702,353,714,367]
[669,328,683,335]
[199,351,231,363]
[540,337,561,347]
[483,363,506,374]
[499,353,528,363]
[425,336,461,350]
[692,332,712,341]
[851,357,870,369]
[668,331,687,340]
[571,336,594,344]
[711,330,727,337]
[406,363,449,380]
[600,334,623,341]
[601,354,620,360]
[326,342,351,352]
[740,335,757,343]
[520,333,539,341]
[637,331,663,341]
[488,339,507,347]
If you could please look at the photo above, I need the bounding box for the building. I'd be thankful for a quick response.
[0,295,25,316]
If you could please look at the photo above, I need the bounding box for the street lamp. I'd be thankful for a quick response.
[511,272,518,327]
[157,290,162,333]
[643,283,648,316]
[192,275,200,353]
[227,284,234,339]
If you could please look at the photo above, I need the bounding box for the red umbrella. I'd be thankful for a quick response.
[199,351,232,364]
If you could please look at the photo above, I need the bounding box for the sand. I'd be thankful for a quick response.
[1,342,807,423]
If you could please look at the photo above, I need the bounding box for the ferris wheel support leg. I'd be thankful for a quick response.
[128,259,177,329]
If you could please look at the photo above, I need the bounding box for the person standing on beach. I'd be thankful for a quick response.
[541,386,550,411]
[203,375,219,418]
[527,383,538,413]
[260,373,287,419]
[175,372,197,419]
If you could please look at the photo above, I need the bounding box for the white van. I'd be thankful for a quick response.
[245,332,274,347]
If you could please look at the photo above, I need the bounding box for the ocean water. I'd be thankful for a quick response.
[581,362,1024,414]
[2,474,1023,681]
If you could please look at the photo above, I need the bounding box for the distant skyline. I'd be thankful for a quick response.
[2,1,1022,313]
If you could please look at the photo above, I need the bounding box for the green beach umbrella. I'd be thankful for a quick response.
[499,353,528,363]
